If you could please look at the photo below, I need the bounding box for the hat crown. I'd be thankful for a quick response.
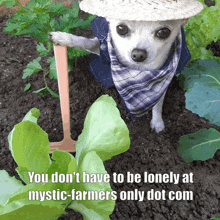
[80,0,204,21]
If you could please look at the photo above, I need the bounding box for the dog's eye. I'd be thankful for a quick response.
[116,24,129,36]
[155,28,171,39]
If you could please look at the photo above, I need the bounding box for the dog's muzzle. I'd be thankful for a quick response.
[131,48,147,62]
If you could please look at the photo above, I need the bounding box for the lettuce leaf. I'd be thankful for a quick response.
[0,170,23,206]
[0,181,67,219]
[184,0,220,62]
[0,201,65,220]
[46,150,77,191]
[8,108,51,184]
[69,151,115,219]
[0,188,66,220]
[75,95,130,165]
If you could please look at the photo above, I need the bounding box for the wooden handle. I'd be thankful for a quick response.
[49,45,76,153]
[53,45,71,140]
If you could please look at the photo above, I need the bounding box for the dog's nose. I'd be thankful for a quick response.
[131,49,147,62]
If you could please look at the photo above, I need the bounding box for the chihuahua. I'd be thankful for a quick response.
[48,18,188,133]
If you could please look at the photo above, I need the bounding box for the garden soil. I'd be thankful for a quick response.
[1,1,220,219]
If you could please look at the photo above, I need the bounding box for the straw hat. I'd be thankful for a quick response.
[79,0,204,21]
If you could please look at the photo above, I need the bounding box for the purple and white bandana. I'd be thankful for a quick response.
[107,32,182,117]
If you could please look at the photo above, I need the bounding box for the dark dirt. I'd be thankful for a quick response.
[1,1,220,219]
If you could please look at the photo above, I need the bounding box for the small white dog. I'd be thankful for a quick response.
[48,0,203,133]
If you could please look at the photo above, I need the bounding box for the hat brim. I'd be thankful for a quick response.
[80,0,204,21]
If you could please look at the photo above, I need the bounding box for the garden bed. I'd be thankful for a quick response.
[1,1,220,219]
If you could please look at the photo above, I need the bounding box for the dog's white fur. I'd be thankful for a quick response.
[49,18,187,133]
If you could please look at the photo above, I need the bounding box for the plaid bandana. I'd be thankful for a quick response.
[106,31,182,117]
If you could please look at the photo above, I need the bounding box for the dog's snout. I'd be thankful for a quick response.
[131,49,147,62]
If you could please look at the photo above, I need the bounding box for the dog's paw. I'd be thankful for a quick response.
[150,118,165,133]
[48,31,70,46]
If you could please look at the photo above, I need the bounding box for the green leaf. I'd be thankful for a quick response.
[0,170,23,206]
[8,108,41,151]
[49,17,60,30]
[56,13,79,32]
[25,0,37,10]
[7,109,41,177]
[184,2,220,62]
[32,1,51,13]
[75,95,130,165]
[0,183,66,220]
[36,43,49,56]
[22,57,42,79]
[47,150,74,176]
[0,200,65,220]
[47,56,57,79]
[69,151,115,219]
[70,202,109,220]
[47,87,59,98]
[21,107,41,123]
[71,0,79,17]
[33,86,59,98]
[0,0,17,8]
[212,218,220,220]
[0,0,9,5]
[24,83,31,91]
[6,0,16,8]
[68,48,90,59]
[6,182,59,205]
[75,19,91,30]
[178,128,220,162]
[33,87,50,96]
[8,109,51,184]
[179,59,220,91]
[186,82,220,126]
[49,2,64,13]
[46,150,77,190]
[49,3,70,18]
[3,23,19,33]
[180,59,220,126]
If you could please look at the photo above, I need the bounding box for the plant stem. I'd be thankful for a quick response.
[14,0,24,9]
[43,71,48,87]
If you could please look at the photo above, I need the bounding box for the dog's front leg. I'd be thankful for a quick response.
[150,91,167,133]
[48,31,100,55]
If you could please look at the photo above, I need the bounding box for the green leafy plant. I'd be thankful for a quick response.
[177,1,220,163]
[177,60,220,163]
[22,48,59,98]
[0,95,130,219]
[0,0,96,97]
[179,59,220,126]
[184,0,220,62]
[178,128,220,163]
